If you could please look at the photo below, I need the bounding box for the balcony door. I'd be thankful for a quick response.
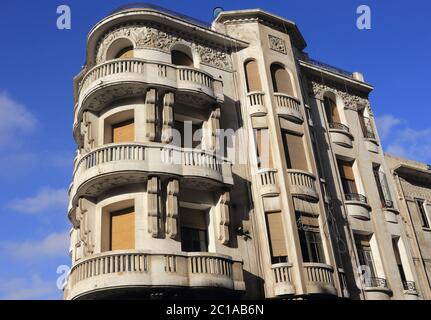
[180,208,208,252]
[323,96,340,124]
[110,207,135,251]
[297,212,325,263]
[265,211,288,264]
[281,130,308,171]
[337,159,358,195]
[355,235,377,281]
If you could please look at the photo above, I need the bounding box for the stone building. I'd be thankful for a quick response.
[64,4,430,300]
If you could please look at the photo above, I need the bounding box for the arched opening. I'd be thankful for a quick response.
[171,50,194,67]
[323,95,341,125]
[270,63,295,97]
[106,38,134,60]
[244,59,262,92]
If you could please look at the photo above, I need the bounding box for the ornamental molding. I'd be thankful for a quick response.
[310,80,373,116]
[268,35,287,54]
[95,23,232,71]
[400,178,431,202]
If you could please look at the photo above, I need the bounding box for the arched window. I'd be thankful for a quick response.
[270,63,295,97]
[244,59,262,92]
[106,38,134,60]
[323,95,341,124]
[171,50,193,67]
[115,46,134,59]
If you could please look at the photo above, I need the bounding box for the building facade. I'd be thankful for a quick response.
[64,4,430,300]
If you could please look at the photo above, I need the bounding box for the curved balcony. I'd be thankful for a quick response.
[257,169,280,197]
[274,93,303,123]
[69,143,233,210]
[362,277,392,300]
[344,193,372,221]
[64,250,245,300]
[287,169,319,202]
[382,200,399,224]
[75,59,223,122]
[403,281,419,300]
[328,122,353,148]
[303,263,337,296]
[272,263,295,296]
[247,91,267,117]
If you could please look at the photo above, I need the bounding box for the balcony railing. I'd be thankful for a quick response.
[302,263,336,295]
[365,277,388,289]
[403,281,417,292]
[287,169,319,201]
[345,193,368,204]
[382,199,394,209]
[66,250,244,299]
[274,93,303,122]
[246,91,267,116]
[272,263,295,296]
[257,168,279,197]
[329,122,350,133]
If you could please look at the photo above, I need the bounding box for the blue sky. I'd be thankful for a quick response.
[0,0,430,299]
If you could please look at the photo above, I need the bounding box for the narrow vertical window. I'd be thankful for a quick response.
[281,130,308,171]
[270,63,295,97]
[416,199,430,228]
[244,60,262,92]
[355,235,378,283]
[323,96,341,124]
[265,211,288,264]
[337,160,358,195]
[254,128,272,169]
[392,238,408,287]
[373,165,393,208]
[297,212,325,263]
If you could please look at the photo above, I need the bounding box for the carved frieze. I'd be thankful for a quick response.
[96,23,232,71]
[310,80,373,115]
[268,35,287,54]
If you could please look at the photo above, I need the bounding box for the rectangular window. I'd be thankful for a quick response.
[112,119,135,143]
[355,235,377,280]
[392,238,407,285]
[373,165,393,208]
[254,128,273,169]
[358,108,376,139]
[110,207,135,251]
[265,211,288,264]
[282,130,308,171]
[174,120,202,149]
[416,199,430,228]
[180,208,208,252]
[337,159,357,195]
[296,212,325,263]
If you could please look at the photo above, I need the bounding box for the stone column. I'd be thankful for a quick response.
[165,179,179,239]
[203,106,221,152]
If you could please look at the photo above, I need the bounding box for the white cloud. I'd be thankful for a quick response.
[0,92,37,146]
[377,114,431,163]
[0,274,61,300]
[8,187,68,214]
[375,114,401,139]
[0,231,69,261]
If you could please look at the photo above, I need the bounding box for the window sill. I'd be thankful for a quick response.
[422,227,431,232]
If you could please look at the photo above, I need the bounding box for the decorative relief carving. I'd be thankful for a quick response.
[75,198,94,257]
[147,176,161,238]
[96,23,232,71]
[400,178,431,202]
[310,80,373,115]
[268,35,287,54]
[165,179,179,239]
[145,88,157,142]
[161,92,175,143]
[216,191,231,245]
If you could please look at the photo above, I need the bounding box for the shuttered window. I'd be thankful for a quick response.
[323,97,340,124]
[282,131,308,171]
[337,159,357,194]
[115,47,134,59]
[266,211,288,263]
[110,207,135,250]
[112,119,134,143]
[270,64,295,96]
[255,129,273,169]
[244,60,262,92]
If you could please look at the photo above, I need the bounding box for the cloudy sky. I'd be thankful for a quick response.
[0,0,430,299]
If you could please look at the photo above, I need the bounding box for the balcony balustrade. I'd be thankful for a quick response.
[344,193,372,221]
[287,169,319,202]
[274,93,303,123]
[328,122,354,148]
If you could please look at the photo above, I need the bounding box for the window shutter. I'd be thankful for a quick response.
[284,132,308,171]
[110,207,135,250]
[180,208,207,230]
[112,119,134,143]
[266,211,288,258]
[245,60,262,92]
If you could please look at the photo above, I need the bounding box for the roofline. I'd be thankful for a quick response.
[214,9,307,50]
